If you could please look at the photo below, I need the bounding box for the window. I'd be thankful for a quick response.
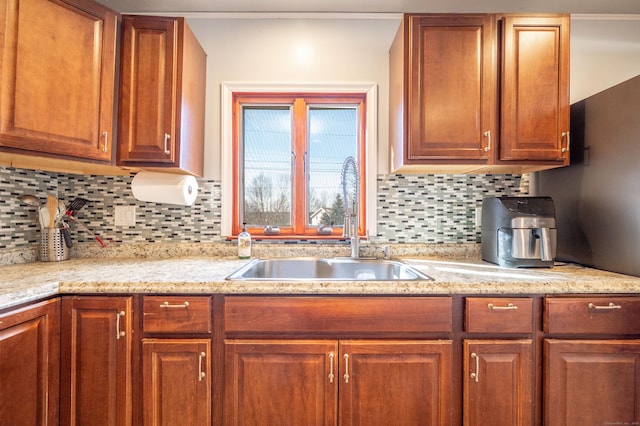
[231,93,367,238]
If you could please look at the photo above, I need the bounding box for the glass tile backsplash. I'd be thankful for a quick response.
[0,165,529,250]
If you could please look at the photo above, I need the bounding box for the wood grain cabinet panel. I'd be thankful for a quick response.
[224,296,452,335]
[0,299,60,426]
[0,0,117,161]
[118,15,206,176]
[142,295,211,334]
[224,340,339,426]
[500,15,570,163]
[390,14,495,171]
[389,13,570,173]
[60,296,133,426]
[224,339,452,426]
[544,296,640,335]
[465,297,534,333]
[142,339,211,426]
[464,340,534,426]
[544,339,640,426]
[339,340,452,426]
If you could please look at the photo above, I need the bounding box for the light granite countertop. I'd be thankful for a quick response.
[2,255,640,312]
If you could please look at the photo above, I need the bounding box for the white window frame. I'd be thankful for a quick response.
[221,82,378,238]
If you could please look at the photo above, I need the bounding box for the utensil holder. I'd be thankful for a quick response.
[40,229,69,262]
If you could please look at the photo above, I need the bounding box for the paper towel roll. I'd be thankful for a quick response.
[131,171,199,206]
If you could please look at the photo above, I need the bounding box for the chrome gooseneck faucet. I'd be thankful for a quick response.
[340,157,360,258]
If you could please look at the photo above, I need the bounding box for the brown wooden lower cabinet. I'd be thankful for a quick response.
[224,339,452,426]
[142,339,211,426]
[463,340,534,426]
[544,339,640,426]
[0,299,60,426]
[60,296,133,426]
[4,293,640,426]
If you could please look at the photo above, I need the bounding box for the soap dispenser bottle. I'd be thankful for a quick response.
[238,223,251,259]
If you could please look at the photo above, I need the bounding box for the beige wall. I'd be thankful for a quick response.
[187,17,399,179]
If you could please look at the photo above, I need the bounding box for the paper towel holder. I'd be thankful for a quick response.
[131,171,199,206]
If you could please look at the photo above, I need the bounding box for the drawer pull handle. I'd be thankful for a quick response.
[198,352,206,382]
[102,131,109,153]
[160,301,190,309]
[164,133,171,155]
[488,303,518,310]
[116,311,125,340]
[470,352,479,383]
[483,130,491,152]
[588,302,622,310]
[328,352,335,383]
[343,354,350,384]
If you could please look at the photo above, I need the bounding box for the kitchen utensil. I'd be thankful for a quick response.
[18,194,41,207]
[55,200,66,227]
[67,214,106,247]
[46,195,58,228]
[66,197,89,215]
[39,207,50,229]
[60,222,73,248]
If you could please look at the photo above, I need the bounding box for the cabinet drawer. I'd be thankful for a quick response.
[465,297,534,333]
[143,296,211,334]
[545,297,640,335]
[224,296,452,335]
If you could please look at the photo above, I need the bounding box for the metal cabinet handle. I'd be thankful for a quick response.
[164,133,171,155]
[483,130,491,152]
[328,352,335,383]
[588,302,622,310]
[561,131,570,153]
[470,352,479,383]
[116,311,125,340]
[488,303,518,310]
[198,352,206,382]
[160,301,190,309]
[102,131,109,153]
[343,353,350,384]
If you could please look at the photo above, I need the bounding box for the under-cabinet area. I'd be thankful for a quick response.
[3,292,639,425]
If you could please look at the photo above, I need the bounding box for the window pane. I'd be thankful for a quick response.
[307,107,358,227]
[242,106,292,227]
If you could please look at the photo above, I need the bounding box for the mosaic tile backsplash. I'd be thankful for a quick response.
[0,165,529,251]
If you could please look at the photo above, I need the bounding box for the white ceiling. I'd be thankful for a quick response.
[96,0,640,14]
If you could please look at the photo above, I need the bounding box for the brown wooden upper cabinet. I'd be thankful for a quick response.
[118,16,207,176]
[0,0,118,162]
[389,14,570,174]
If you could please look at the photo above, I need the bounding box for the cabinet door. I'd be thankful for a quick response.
[339,340,453,426]
[0,299,60,426]
[142,339,211,426]
[407,15,495,161]
[60,296,133,426]
[0,0,117,161]
[225,339,338,426]
[464,340,533,426]
[500,15,570,162]
[118,16,177,165]
[118,15,206,175]
[544,339,640,426]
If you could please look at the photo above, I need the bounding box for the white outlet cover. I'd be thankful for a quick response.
[115,205,136,227]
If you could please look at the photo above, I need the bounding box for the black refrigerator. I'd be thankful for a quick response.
[538,74,640,277]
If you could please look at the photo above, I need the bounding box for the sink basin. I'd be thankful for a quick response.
[225,257,432,281]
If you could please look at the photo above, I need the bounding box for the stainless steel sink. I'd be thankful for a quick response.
[225,257,432,281]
